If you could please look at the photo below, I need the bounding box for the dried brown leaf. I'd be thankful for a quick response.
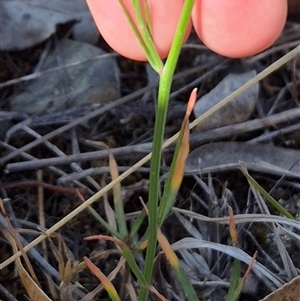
[259,276,300,301]
[186,142,300,179]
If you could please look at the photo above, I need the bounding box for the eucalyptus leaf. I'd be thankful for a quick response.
[1,0,99,50]
[186,142,300,179]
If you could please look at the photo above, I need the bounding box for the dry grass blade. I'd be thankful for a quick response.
[0,228,52,301]
[150,285,170,301]
[249,186,298,280]
[101,177,117,231]
[48,233,80,294]
[171,237,284,288]
[126,281,138,301]
[172,208,300,229]
[0,200,41,285]
[85,140,127,237]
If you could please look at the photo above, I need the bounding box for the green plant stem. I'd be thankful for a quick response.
[132,0,163,72]
[138,1,195,300]
[118,0,163,72]
[225,254,241,301]
[139,78,168,299]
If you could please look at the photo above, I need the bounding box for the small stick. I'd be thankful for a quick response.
[0,180,86,196]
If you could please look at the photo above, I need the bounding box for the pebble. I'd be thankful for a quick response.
[194,70,259,131]
[10,39,120,115]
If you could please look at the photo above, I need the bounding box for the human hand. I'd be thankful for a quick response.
[86,0,287,60]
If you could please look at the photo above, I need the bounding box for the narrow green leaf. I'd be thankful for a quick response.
[118,0,149,56]
[240,164,295,219]
[227,204,238,246]
[84,256,121,301]
[231,251,258,301]
[157,229,199,301]
[158,88,197,225]
[85,140,128,238]
[127,0,163,72]
[85,235,148,288]
[108,151,128,238]
[86,205,123,240]
[225,257,241,301]
[226,205,241,301]
[129,208,146,238]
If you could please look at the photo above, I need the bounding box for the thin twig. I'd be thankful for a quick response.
[0,180,87,196]
[4,107,300,173]
[0,85,155,166]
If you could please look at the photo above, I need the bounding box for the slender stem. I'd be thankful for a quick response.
[138,1,195,300]
[141,70,169,271]
[163,0,194,80]
[132,0,163,72]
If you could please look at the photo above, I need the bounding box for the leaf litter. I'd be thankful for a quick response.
[0,6,300,301]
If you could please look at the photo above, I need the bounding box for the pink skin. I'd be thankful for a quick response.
[86,0,287,60]
[86,0,192,61]
[192,0,287,58]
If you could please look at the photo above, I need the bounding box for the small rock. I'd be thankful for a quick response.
[194,70,258,131]
[1,0,100,50]
[10,39,120,114]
